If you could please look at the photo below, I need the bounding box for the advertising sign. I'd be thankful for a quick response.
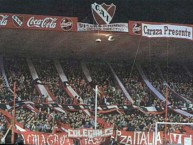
[129,21,193,40]
[0,13,77,32]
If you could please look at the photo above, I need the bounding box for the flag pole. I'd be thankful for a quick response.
[94,85,98,130]
[164,82,169,143]
[11,81,16,144]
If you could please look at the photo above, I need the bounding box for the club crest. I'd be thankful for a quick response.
[91,2,116,25]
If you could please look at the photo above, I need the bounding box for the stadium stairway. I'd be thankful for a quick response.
[54,60,83,103]
[54,60,68,82]
[165,83,192,103]
[0,56,14,94]
[54,60,90,116]
[136,64,167,103]
[138,64,193,117]
[108,63,134,104]
[80,61,108,104]
[26,58,54,103]
[81,61,92,83]
[156,64,192,103]
[108,63,163,114]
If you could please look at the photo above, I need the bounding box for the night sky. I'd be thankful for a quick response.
[0,0,193,24]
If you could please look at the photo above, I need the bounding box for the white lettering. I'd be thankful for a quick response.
[27,17,57,28]
[142,23,192,40]
[59,135,67,145]
[83,129,87,137]
[41,135,46,145]
[136,132,141,144]
[140,132,147,144]
[67,128,113,138]
[120,135,127,144]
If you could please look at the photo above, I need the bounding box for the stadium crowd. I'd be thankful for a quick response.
[14,105,100,132]
[142,63,193,110]
[0,112,7,140]
[111,63,162,108]
[60,60,93,105]
[0,58,192,136]
[4,58,38,102]
[160,64,193,103]
[87,62,129,105]
[33,59,72,104]
[99,109,193,132]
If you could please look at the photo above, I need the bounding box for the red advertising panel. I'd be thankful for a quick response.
[129,21,142,36]
[129,21,193,40]
[0,13,77,31]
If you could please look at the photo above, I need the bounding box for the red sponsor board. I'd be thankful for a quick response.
[0,13,77,31]
[129,21,142,35]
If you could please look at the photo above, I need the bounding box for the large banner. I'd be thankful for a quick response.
[116,130,193,145]
[0,13,77,31]
[129,21,193,40]
[78,22,128,32]
[20,130,193,145]
[21,131,73,145]
[67,127,114,138]
[21,129,112,145]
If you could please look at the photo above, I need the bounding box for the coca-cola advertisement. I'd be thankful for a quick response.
[26,16,58,29]
[0,13,77,31]
[24,15,77,31]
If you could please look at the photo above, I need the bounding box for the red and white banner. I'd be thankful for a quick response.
[0,13,77,31]
[21,130,111,145]
[78,22,128,32]
[67,127,114,138]
[20,130,193,145]
[21,131,73,145]
[129,21,193,40]
[116,130,193,145]
[80,137,110,145]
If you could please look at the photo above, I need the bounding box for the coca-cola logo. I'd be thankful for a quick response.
[12,15,24,27]
[27,17,57,28]
[132,23,141,35]
[60,18,73,31]
[0,15,8,26]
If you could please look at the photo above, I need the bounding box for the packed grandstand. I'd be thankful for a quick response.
[0,0,193,145]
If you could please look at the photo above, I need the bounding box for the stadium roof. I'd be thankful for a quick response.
[0,0,193,62]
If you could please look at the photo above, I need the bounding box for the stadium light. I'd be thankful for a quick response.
[108,35,115,41]
[96,38,101,43]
